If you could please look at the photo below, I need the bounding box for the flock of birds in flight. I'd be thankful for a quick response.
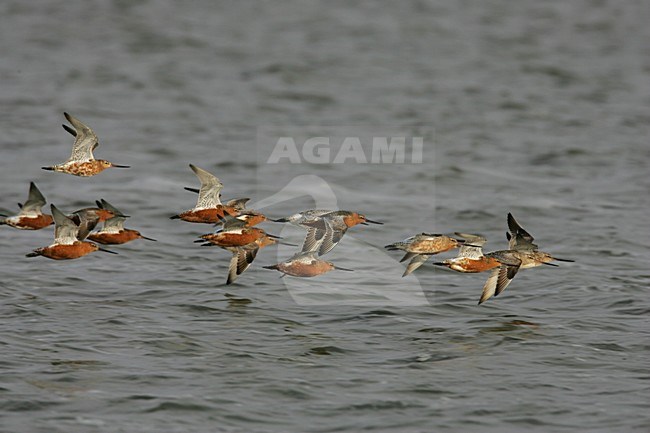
[0,113,574,304]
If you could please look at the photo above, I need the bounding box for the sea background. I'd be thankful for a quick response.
[1,1,649,432]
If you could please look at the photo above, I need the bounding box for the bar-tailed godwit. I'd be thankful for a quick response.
[234,210,268,228]
[183,186,250,214]
[274,209,382,255]
[68,206,118,241]
[87,199,156,244]
[0,182,53,230]
[386,233,464,276]
[263,251,353,278]
[478,213,574,304]
[171,164,242,223]
[433,233,501,273]
[26,205,116,260]
[41,113,129,176]
[197,215,280,248]
[222,235,278,284]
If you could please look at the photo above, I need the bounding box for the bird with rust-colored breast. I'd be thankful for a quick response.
[171,164,247,223]
[1,182,53,230]
[26,204,116,260]
[477,213,574,305]
[183,185,251,218]
[386,233,465,277]
[86,199,156,245]
[42,112,129,176]
[67,205,119,241]
[433,233,502,273]
[230,210,269,228]
[263,251,354,278]
[196,214,288,284]
[196,214,281,248]
[273,209,382,256]
[222,235,279,285]
[208,235,283,285]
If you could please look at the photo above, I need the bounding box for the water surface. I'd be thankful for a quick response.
[1,1,649,432]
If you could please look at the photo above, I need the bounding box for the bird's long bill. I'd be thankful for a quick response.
[365,219,383,225]
[112,164,130,168]
[269,218,289,223]
[141,236,157,241]
[98,247,118,255]
[334,266,355,272]
[278,241,299,247]
[554,257,575,262]
[541,262,559,267]
[266,233,283,239]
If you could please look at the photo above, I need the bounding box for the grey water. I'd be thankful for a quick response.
[1,1,649,432]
